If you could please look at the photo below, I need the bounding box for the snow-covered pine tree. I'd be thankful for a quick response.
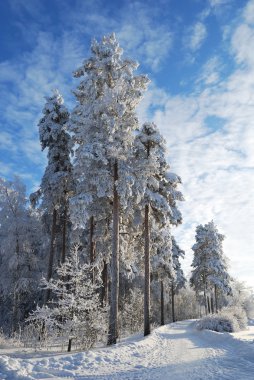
[133,122,183,332]
[190,221,231,315]
[171,236,186,322]
[68,34,149,345]
[33,90,73,302]
[0,177,42,333]
[28,245,107,351]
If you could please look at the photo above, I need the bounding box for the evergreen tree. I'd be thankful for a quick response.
[171,236,186,322]
[68,34,149,345]
[134,122,183,332]
[32,90,73,302]
[190,221,231,314]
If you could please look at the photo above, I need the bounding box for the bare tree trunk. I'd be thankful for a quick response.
[214,284,218,313]
[144,203,150,336]
[45,208,57,303]
[90,216,96,283]
[204,289,208,315]
[68,337,74,352]
[101,261,108,306]
[203,276,208,315]
[207,296,211,314]
[107,160,119,345]
[171,283,175,322]
[160,280,164,326]
[211,296,214,314]
[12,290,18,335]
[61,202,67,264]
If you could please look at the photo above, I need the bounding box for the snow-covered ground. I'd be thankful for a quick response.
[1,320,254,380]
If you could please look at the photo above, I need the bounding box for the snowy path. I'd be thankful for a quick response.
[1,320,254,379]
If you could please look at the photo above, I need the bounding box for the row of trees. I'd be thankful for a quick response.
[0,34,242,350]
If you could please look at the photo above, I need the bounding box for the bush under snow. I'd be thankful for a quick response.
[196,306,248,333]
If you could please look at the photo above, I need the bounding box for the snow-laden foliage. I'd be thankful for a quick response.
[0,177,43,333]
[69,33,149,229]
[196,306,248,333]
[120,288,144,336]
[190,221,231,312]
[172,236,186,293]
[226,279,254,319]
[34,89,73,211]
[27,245,107,351]
[134,122,183,281]
[174,286,200,321]
[68,33,150,344]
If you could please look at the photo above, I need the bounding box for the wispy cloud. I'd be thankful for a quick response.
[208,0,232,7]
[196,56,223,86]
[185,22,207,52]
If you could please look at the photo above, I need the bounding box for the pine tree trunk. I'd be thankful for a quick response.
[144,203,150,336]
[101,261,108,306]
[214,284,218,313]
[207,296,211,314]
[211,296,214,314]
[68,338,72,352]
[107,160,119,345]
[203,276,208,315]
[12,290,18,335]
[61,202,67,264]
[45,208,57,303]
[171,283,175,323]
[160,280,164,326]
[90,216,95,283]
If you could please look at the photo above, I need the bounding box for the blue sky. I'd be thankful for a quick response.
[1,0,254,289]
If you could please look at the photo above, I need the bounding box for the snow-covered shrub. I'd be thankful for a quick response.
[196,305,248,332]
[221,306,248,330]
[196,314,238,332]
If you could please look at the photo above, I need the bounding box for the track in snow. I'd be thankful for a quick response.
[1,320,254,379]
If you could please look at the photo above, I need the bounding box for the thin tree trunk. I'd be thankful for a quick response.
[12,290,18,335]
[207,296,211,314]
[161,280,164,326]
[68,338,73,352]
[171,283,175,322]
[61,202,67,264]
[90,216,96,283]
[101,261,108,306]
[211,296,214,314]
[204,289,208,315]
[45,208,57,303]
[214,284,218,313]
[107,160,119,345]
[144,203,150,336]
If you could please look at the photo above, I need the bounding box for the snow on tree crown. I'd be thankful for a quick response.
[39,89,69,151]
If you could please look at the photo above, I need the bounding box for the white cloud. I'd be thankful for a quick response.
[243,0,254,24]
[196,56,222,86]
[209,0,231,7]
[117,12,173,70]
[231,24,254,66]
[186,22,207,52]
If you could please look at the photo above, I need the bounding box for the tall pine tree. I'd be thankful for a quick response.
[68,34,149,345]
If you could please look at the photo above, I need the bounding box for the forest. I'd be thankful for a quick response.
[0,34,253,353]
